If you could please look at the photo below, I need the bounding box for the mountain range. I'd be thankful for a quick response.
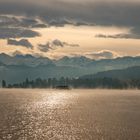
[0,53,140,85]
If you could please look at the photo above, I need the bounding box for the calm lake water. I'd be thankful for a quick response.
[0,89,140,140]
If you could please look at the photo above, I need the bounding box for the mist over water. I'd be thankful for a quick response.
[0,89,140,140]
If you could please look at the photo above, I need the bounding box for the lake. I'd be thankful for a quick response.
[0,89,140,140]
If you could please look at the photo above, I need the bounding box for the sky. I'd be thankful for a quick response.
[0,0,140,59]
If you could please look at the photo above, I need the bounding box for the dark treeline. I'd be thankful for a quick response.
[2,77,140,89]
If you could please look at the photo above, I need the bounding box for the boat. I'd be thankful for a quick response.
[55,85,70,90]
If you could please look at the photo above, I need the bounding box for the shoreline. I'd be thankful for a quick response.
[0,88,140,90]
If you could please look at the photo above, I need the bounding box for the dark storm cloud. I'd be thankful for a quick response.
[48,19,93,27]
[38,39,79,52]
[0,15,47,28]
[0,0,140,27]
[0,0,140,39]
[19,17,47,28]
[0,15,18,27]
[8,39,33,49]
[0,15,42,38]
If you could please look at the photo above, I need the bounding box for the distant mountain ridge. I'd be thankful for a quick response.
[0,53,53,67]
[0,53,140,85]
[1,53,140,68]
[54,56,93,67]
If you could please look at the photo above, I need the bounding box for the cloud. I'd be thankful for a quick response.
[38,39,79,52]
[0,15,45,39]
[52,39,64,47]
[0,27,40,39]
[11,50,24,56]
[45,50,120,60]
[95,27,140,40]
[86,50,120,60]
[0,1,140,28]
[19,17,47,28]
[95,33,140,40]
[7,39,33,49]
[0,15,18,27]
[31,24,47,28]
[52,39,79,47]
[20,18,38,27]
[62,43,80,47]
[11,50,44,58]
[0,0,140,40]
[0,1,140,41]
[38,43,52,52]
[48,19,92,27]
[0,15,47,28]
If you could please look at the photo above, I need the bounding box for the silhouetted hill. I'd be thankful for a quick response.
[80,66,140,80]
